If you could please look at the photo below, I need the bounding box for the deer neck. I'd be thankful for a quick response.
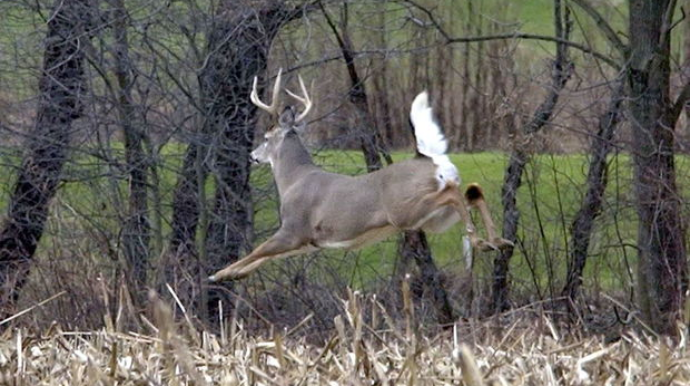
[273,131,315,194]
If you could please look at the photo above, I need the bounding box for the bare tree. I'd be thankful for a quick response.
[627,0,688,334]
[562,81,624,302]
[109,0,150,294]
[167,1,310,319]
[0,0,92,318]
[491,0,573,313]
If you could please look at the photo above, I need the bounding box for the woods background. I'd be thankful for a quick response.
[1,0,690,337]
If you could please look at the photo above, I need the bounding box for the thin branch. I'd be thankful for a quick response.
[319,2,357,83]
[402,0,451,41]
[447,33,619,69]
[670,80,690,126]
[402,0,619,69]
[659,0,679,50]
[669,6,686,33]
[570,0,627,55]
[0,291,66,327]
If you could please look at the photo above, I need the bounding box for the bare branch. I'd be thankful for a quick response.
[401,0,619,69]
[660,0,679,49]
[669,80,690,126]
[447,33,619,69]
[669,6,686,32]
[570,0,628,55]
[402,0,451,41]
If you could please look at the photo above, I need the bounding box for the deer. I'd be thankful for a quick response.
[208,70,513,282]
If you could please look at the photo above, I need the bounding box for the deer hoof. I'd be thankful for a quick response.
[493,238,515,250]
[475,239,499,252]
[210,269,249,282]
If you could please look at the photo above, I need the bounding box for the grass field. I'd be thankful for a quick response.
[0,147,655,295]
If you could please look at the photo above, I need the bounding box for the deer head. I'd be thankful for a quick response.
[250,69,312,166]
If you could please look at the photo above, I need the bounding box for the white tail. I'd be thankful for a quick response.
[410,91,447,157]
[410,91,458,188]
[209,85,513,282]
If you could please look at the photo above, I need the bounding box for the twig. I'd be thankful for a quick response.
[570,0,628,55]
[601,294,658,338]
[402,0,619,69]
[0,291,67,327]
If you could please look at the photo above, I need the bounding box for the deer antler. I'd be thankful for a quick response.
[285,75,312,123]
[250,68,283,116]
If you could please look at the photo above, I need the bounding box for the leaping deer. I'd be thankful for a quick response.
[209,70,513,282]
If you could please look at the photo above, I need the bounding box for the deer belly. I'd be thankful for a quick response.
[420,207,460,233]
[317,226,398,250]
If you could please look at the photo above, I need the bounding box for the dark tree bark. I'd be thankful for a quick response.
[168,6,298,259]
[685,14,690,139]
[400,231,455,325]
[110,0,150,293]
[322,3,453,325]
[205,6,310,315]
[491,0,572,313]
[627,0,687,334]
[561,81,623,302]
[167,3,303,318]
[169,145,204,259]
[0,0,91,318]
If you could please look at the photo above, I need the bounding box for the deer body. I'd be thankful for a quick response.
[276,143,458,247]
[209,71,512,282]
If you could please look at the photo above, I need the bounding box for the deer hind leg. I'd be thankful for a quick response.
[464,183,514,250]
[208,231,309,282]
[421,183,496,252]
[439,186,498,252]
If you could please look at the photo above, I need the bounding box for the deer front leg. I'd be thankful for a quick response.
[209,231,308,282]
[464,183,514,250]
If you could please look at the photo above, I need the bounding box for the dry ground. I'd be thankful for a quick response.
[0,292,689,386]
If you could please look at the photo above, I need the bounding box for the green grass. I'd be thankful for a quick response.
[6,143,688,295]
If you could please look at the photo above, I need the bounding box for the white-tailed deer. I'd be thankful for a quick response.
[209,70,513,282]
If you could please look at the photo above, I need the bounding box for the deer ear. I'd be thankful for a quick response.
[278,106,296,128]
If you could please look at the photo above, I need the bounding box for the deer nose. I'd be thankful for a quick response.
[250,150,260,164]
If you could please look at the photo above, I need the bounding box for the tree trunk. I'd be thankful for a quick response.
[0,0,91,318]
[684,6,690,143]
[167,4,296,318]
[561,82,623,301]
[491,0,572,313]
[111,0,150,293]
[628,0,687,334]
[169,143,204,259]
[322,3,453,325]
[400,231,455,325]
[203,6,292,313]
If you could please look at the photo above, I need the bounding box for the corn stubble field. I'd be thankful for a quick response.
[1,289,689,386]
